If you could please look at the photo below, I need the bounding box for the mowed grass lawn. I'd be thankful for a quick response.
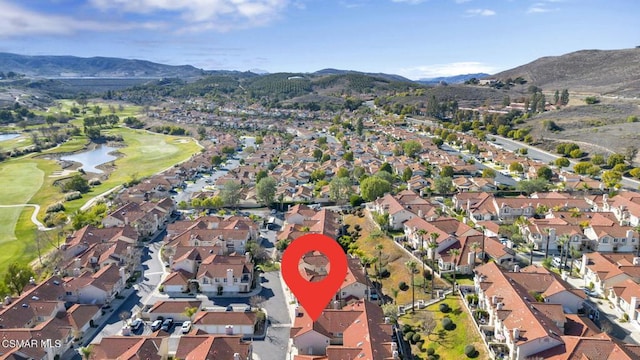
[0,126,201,276]
[345,213,447,305]
[400,296,486,359]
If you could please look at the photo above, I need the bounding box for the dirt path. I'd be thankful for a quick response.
[0,204,53,231]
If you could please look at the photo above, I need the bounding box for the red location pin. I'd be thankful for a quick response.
[281,233,348,322]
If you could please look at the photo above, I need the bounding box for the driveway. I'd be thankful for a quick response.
[252,271,292,360]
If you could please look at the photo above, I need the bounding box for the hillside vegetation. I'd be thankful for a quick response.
[491,48,640,97]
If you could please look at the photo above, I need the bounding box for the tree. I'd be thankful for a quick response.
[402,140,423,158]
[379,162,393,174]
[569,247,581,274]
[356,118,364,136]
[448,248,461,293]
[221,181,242,208]
[342,151,354,162]
[607,154,626,168]
[440,165,454,178]
[509,162,524,173]
[402,167,413,182]
[428,234,439,298]
[591,153,605,165]
[64,174,90,193]
[183,306,198,321]
[360,177,391,201]
[602,170,622,189]
[537,166,553,181]
[310,168,325,182]
[211,155,224,166]
[312,148,323,161]
[557,235,569,270]
[574,162,593,175]
[329,177,352,204]
[4,263,34,296]
[560,89,569,105]
[336,167,350,178]
[522,243,535,265]
[516,178,549,194]
[256,177,277,206]
[584,96,599,104]
[375,244,384,280]
[255,169,268,184]
[553,90,560,105]
[434,176,452,194]
[481,168,496,178]
[405,260,418,313]
[555,157,570,168]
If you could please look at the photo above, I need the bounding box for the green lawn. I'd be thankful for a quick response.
[0,162,44,204]
[400,296,486,359]
[0,124,201,278]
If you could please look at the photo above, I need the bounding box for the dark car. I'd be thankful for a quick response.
[160,318,174,332]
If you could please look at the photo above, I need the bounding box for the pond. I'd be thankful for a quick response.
[0,133,20,142]
[60,145,118,174]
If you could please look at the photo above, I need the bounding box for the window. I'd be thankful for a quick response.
[602,238,609,244]
[504,208,509,214]
[203,278,208,284]
[224,278,227,283]
[614,238,618,243]
[65,291,72,296]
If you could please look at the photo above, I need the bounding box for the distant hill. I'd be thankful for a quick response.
[416,73,490,85]
[0,53,206,78]
[313,69,412,83]
[490,48,640,96]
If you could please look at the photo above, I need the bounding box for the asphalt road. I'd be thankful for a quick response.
[440,143,517,187]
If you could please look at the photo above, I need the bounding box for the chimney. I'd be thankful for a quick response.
[227,268,234,284]
[29,277,35,285]
[119,267,126,285]
[630,297,639,322]
[124,217,129,225]
[580,254,588,276]
[245,252,251,262]
[549,228,556,242]
[169,255,174,269]
[492,295,497,305]
[73,268,81,277]
[4,296,11,305]
[513,265,520,272]
[627,230,634,243]
[75,258,82,269]
[332,300,341,310]
[225,325,234,335]
[468,251,476,268]
[233,353,241,360]
[633,257,640,266]
[496,302,504,310]
[418,209,423,218]
[513,328,520,341]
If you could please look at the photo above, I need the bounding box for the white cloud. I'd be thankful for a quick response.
[399,62,496,80]
[454,0,472,3]
[0,0,161,37]
[527,0,562,14]
[465,8,496,16]
[90,0,291,31]
[391,0,427,4]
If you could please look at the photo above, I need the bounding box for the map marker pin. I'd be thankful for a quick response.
[281,233,348,322]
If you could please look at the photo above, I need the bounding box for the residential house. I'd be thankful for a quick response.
[196,254,254,295]
[192,311,257,336]
[173,335,252,360]
[89,336,168,360]
[146,300,202,322]
[63,264,127,305]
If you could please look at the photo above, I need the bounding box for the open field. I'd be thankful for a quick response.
[400,296,486,360]
[345,213,447,305]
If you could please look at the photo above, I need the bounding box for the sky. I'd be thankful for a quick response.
[0,0,638,80]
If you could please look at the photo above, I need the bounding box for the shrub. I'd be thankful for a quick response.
[439,303,451,313]
[411,333,421,344]
[378,267,390,279]
[404,331,414,342]
[402,324,413,334]
[428,355,437,360]
[88,178,101,186]
[399,281,409,291]
[46,202,65,213]
[465,344,476,357]
[64,191,82,201]
[426,348,435,355]
[442,317,454,330]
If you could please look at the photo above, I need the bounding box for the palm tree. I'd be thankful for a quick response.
[80,345,93,360]
[477,225,486,263]
[428,234,439,298]
[448,248,461,294]
[557,235,569,269]
[522,243,535,265]
[416,229,428,290]
[469,242,480,269]
[544,228,553,259]
[406,260,418,313]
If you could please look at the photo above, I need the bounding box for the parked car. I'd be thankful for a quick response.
[181,321,192,334]
[160,318,174,332]
[130,318,143,331]
[226,305,234,312]
[150,319,163,331]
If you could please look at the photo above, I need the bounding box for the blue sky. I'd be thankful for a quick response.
[0,0,637,79]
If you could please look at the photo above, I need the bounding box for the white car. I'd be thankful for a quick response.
[130,318,143,331]
[181,321,192,334]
